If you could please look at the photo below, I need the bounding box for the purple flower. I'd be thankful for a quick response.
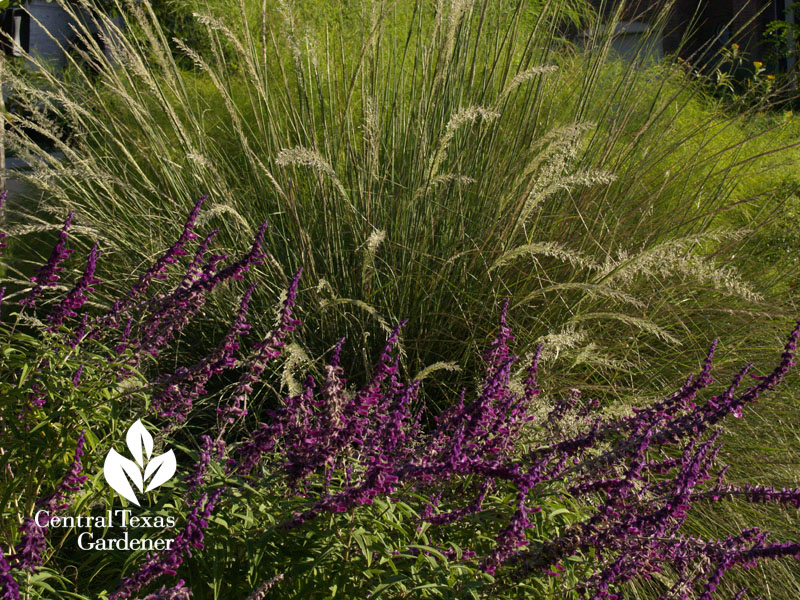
[11,518,45,572]
[26,381,46,409]
[110,489,224,599]
[48,243,100,328]
[13,431,87,571]
[104,197,205,327]
[245,574,284,599]
[0,547,20,600]
[130,222,267,364]
[21,212,75,309]
[70,314,89,349]
[0,189,8,257]
[136,579,192,600]
[184,436,213,494]
[56,430,89,499]
[72,365,83,388]
[151,284,257,422]
[178,229,219,292]
[225,301,800,599]
[220,270,301,429]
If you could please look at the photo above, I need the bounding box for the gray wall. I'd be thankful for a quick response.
[24,0,120,71]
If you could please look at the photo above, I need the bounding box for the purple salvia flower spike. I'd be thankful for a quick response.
[130,225,270,364]
[220,270,301,429]
[137,579,192,600]
[70,314,89,349]
[0,189,7,258]
[110,488,224,599]
[105,196,206,326]
[12,519,46,572]
[185,435,214,494]
[13,431,87,572]
[21,211,75,309]
[72,365,83,388]
[179,229,219,292]
[245,574,284,600]
[0,546,20,600]
[152,283,257,422]
[48,243,100,328]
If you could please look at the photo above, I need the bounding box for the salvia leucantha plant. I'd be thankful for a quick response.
[1,194,800,599]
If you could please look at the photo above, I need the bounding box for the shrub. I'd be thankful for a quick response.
[2,197,800,599]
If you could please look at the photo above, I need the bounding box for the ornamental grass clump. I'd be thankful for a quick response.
[2,201,800,599]
[7,0,800,407]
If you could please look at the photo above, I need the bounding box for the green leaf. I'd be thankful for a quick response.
[548,507,572,520]
[408,545,447,563]
[369,574,410,599]
[352,529,373,567]
[17,362,31,387]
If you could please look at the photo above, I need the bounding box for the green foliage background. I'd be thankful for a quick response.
[2,0,800,597]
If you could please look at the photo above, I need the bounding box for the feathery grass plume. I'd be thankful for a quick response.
[360,228,385,296]
[426,105,500,181]
[490,241,600,272]
[515,281,645,309]
[319,297,393,336]
[275,146,352,205]
[496,65,560,104]
[363,95,380,183]
[569,311,680,344]
[510,122,608,232]
[570,342,633,371]
[411,173,476,201]
[414,361,462,382]
[598,231,762,303]
[533,325,589,363]
[280,342,311,396]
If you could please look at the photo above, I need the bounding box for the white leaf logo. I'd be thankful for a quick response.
[104,449,143,505]
[144,450,176,492]
[103,420,177,505]
[126,419,153,468]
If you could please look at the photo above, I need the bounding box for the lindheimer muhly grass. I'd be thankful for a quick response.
[5,0,799,406]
